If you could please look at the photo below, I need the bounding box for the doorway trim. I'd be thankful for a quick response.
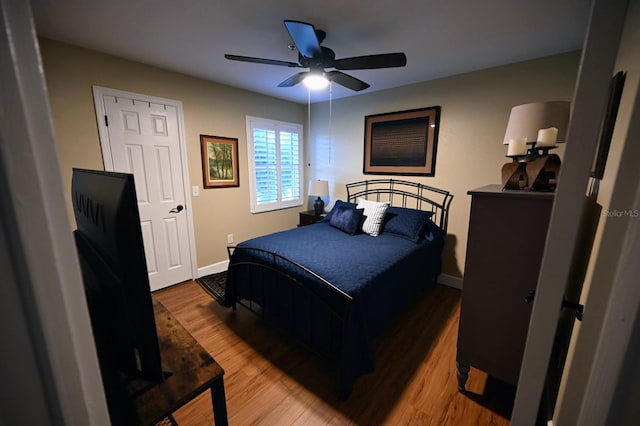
[511,0,630,423]
[92,86,198,284]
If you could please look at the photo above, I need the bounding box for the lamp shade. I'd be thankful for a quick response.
[308,179,329,197]
[503,101,570,145]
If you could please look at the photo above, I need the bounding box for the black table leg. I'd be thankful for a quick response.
[211,377,228,425]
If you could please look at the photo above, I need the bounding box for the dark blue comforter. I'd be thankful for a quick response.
[225,220,444,397]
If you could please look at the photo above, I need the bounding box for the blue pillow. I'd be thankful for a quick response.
[422,218,445,242]
[329,205,364,235]
[322,200,357,223]
[382,206,435,242]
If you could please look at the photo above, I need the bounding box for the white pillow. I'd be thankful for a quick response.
[356,198,390,236]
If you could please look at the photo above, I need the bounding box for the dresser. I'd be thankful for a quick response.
[456,185,554,390]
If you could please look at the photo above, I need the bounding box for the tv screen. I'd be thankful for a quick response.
[71,168,165,420]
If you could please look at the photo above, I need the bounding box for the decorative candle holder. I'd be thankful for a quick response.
[501,158,528,190]
[527,155,561,191]
[502,143,561,191]
[500,101,570,191]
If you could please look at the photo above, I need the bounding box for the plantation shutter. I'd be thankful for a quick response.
[247,117,303,213]
[253,127,278,205]
[280,128,301,202]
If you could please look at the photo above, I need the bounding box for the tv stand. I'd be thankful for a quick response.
[127,299,228,425]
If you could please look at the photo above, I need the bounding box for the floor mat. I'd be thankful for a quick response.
[195,271,226,304]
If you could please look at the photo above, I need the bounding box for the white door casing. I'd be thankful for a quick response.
[510,0,630,423]
[93,86,197,291]
[2,1,110,423]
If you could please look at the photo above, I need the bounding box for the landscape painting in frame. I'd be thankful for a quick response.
[363,106,441,176]
[200,135,239,188]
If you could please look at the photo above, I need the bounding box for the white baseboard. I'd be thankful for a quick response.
[437,273,463,289]
[197,259,229,278]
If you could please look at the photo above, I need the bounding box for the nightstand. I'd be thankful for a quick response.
[299,210,324,226]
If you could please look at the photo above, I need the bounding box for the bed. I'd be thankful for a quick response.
[224,179,453,398]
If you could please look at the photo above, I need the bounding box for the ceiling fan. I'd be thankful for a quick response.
[224,20,407,92]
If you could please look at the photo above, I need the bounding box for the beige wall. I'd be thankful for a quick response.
[40,37,580,277]
[307,52,581,277]
[39,38,306,269]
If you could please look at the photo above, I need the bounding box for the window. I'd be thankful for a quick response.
[246,116,303,213]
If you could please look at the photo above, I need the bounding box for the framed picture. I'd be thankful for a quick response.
[200,135,239,188]
[591,71,626,180]
[363,106,441,176]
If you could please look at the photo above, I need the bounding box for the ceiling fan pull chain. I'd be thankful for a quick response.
[329,81,333,164]
[307,87,311,150]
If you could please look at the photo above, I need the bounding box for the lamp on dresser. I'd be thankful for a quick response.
[308,179,329,216]
[502,101,570,191]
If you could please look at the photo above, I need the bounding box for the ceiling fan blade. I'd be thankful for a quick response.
[333,53,407,70]
[277,72,309,88]
[326,71,370,91]
[224,54,301,68]
[283,20,322,59]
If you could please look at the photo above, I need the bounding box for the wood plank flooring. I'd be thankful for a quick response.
[153,281,514,425]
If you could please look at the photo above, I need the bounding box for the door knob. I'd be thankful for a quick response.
[524,290,536,304]
[562,297,584,321]
[524,290,583,321]
[169,204,184,213]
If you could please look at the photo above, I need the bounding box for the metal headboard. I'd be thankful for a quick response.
[346,179,453,232]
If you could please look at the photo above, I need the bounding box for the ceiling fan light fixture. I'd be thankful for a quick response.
[226,20,407,92]
[303,73,329,90]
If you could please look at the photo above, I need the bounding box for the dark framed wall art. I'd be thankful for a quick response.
[363,106,441,176]
[200,135,239,188]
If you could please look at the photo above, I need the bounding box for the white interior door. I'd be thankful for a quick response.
[93,87,196,291]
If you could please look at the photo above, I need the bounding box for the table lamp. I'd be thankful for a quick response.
[502,101,570,190]
[308,180,329,216]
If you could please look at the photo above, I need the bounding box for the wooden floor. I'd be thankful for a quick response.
[153,281,514,425]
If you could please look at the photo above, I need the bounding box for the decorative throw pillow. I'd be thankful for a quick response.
[329,205,364,235]
[422,218,445,242]
[356,198,389,236]
[382,206,435,242]
[322,200,357,223]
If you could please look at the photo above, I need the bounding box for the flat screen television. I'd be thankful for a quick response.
[71,168,165,421]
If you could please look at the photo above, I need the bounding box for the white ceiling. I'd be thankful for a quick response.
[30,0,592,104]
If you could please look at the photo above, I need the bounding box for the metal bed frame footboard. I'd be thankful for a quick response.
[225,245,353,361]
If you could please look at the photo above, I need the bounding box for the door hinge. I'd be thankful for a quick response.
[104,115,109,126]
